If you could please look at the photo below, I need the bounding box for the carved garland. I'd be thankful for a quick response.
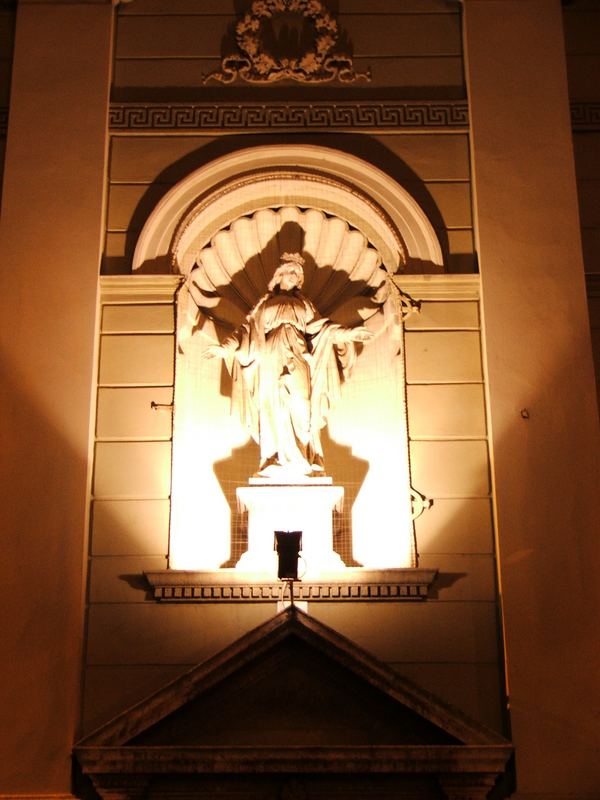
[204,0,370,85]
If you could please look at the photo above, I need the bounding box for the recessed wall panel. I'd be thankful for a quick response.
[405,331,483,383]
[93,441,172,498]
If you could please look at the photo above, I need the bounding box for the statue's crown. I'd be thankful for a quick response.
[280,252,305,267]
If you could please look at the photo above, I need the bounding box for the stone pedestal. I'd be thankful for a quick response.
[236,483,345,577]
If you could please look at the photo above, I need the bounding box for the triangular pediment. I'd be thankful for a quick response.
[75,608,512,798]
[131,633,457,748]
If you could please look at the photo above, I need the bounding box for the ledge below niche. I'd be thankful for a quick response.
[144,567,438,603]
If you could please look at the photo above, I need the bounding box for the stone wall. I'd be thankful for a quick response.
[104,132,475,275]
[0,5,15,202]
[80,0,505,746]
[83,273,503,740]
[564,0,600,402]
[113,0,465,99]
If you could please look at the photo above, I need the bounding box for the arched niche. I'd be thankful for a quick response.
[135,146,441,574]
[132,144,444,276]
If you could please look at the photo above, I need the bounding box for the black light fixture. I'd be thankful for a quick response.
[274,531,302,580]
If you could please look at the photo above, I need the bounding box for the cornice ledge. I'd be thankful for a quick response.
[108,101,469,133]
[0,796,79,799]
[394,273,480,300]
[100,274,182,303]
[75,743,511,775]
[144,567,438,602]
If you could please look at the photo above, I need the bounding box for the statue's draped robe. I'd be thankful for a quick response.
[225,289,358,475]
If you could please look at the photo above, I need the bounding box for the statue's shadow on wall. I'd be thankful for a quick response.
[108,132,464,276]
[213,431,368,569]
[208,222,372,567]
[187,220,379,335]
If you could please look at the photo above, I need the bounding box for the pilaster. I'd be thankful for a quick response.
[464,0,600,793]
[0,0,114,793]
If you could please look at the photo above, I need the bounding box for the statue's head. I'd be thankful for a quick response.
[269,252,305,292]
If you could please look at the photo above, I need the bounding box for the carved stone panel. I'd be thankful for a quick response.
[204,0,371,85]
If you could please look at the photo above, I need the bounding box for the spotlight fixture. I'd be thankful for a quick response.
[274,531,302,581]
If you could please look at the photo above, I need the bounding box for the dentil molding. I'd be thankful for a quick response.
[145,568,438,603]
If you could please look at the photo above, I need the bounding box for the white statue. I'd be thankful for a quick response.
[206,253,373,479]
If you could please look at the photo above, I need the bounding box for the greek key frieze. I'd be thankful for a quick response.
[571,102,600,130]
[108,102,470,132]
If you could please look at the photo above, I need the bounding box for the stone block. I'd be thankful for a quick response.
[89,555,168,603]
[115,10,461,60]
[341,12,462,57]
[414,497,494,554]
[115,13,232,59]
[418,553,497,602]
[426,182,472,228]
[110,136,214,183]
[0,58,11,105]
[563,8,600,55]
[86,603,273,665]
[101,304,174,333]
[407,384,486,437]
[405,331,483,383]
[104,231,128,258]
[410,440,490,496]
[106,183,168,232]
[447,228,475,256]
[404,301,479,330]
[81,664,189,735]
[98,334,174,385]
[96,386,173,440]
[374,134,470,182]
[582,229,600,273]
[392,662,504,732]
[93,441,172,498]
[312,601,499,664]
[91,498,170,555]
[567,53,600,99]
[573,132,600,180]
[577,179,600,227]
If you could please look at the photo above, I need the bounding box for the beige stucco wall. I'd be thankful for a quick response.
[1,0,599,797]
[82,0,502,746]
[465,0,600,795]
[563,1,600,405]
[104,133,475,276]
[84,275,502,738]
[0,5,15,203]
[113,0,464,98]
[0,2,113,795]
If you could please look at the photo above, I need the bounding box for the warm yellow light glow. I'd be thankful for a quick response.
[236,484,345,577]
[169,313,249,570]
[327,314,414,568]
[169,306,415,572]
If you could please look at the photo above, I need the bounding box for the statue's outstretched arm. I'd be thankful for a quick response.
[204,339,237,360]
[333,326,374,345]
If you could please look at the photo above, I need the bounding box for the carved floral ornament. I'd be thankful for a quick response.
[204,0,371,85]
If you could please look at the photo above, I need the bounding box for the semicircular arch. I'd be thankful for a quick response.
[132,145,444,275]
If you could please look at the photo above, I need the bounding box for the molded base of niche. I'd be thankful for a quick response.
[144,567,438,603]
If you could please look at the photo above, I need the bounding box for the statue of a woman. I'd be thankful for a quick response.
[207,253,373,479]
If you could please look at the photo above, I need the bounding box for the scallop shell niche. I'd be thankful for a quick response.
[180,206,395,331]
